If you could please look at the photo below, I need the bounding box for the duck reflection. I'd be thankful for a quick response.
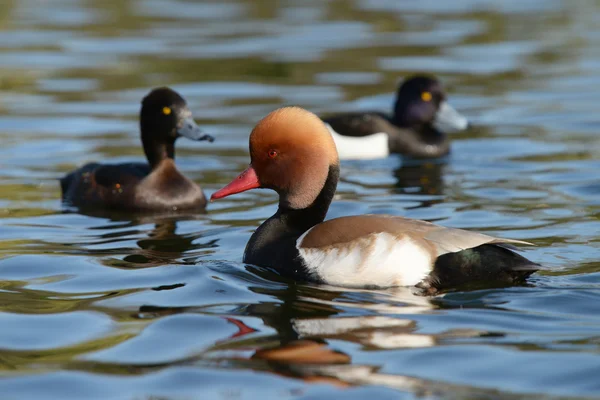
[248,290,491,391]
[253,340,353,388]
[244,292,432,389]
[63,208,218,269]
[339,156,446,210]
[252,338,496,395]
[235,284,438,382]
[248,284,435,350]
[123,216,213,267]
[130,275,502,391]
[394,157,446,197]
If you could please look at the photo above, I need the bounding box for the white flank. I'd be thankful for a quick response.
[325,123,389,160]
[296,231,432,288]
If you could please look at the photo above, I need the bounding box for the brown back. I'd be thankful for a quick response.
[299,214,532,257]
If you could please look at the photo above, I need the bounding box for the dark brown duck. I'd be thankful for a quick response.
[61,87,214,211]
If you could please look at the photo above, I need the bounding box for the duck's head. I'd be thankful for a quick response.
[212,107,339,210]
[140,87,214,166]
[393,75,469,133]
[141,87,214,143]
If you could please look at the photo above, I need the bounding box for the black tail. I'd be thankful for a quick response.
[417,244,539,295]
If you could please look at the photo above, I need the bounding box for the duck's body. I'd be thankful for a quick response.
[61,159,205,211]
[240,173,536,293]
[321,76,468,160]
[61,87,213,211]
[295,214,537,292]
[324,112,449,159]
[212,107,538,293]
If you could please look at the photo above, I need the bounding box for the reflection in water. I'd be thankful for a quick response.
[394,158,446,198]
[251,340,467,395]
[211,286,504,394]
[130,282,443,388]
[253,340,353,388]
[63,209,218,269]
[124,217,216,267]
[1,0,600,398]
[252,337,536,399]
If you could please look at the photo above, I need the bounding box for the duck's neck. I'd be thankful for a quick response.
[280,165,338,230]
[243,165,339,274]
[142,130,176,169]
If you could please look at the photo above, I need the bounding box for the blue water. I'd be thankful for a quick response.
[0,0,599,398]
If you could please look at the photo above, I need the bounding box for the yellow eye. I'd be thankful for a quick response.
[162,107,172,115]
[421,92,432,102]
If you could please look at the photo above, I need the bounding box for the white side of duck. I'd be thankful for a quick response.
[296,230,432,287]
[325,123,389,160]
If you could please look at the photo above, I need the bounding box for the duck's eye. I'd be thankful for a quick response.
[268,150,278,159]
[421,92,432,102]
[162,107,172,115]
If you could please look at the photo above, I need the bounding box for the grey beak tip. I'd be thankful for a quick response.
[201,134,215,143]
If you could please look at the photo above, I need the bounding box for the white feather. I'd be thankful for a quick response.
[292,316,411,337]
[325,123,389,160]
[363,332,436,349]
[296,231,432,287]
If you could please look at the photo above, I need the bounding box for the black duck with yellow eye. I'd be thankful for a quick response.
[60,87,214,212]
[322,75,469,159]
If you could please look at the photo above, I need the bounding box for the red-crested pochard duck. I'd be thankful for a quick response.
[322,75,469,160]
[61,87,214,211]
[211,107,538,293]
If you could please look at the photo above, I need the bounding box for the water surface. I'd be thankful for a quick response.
[0,0,599,399]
